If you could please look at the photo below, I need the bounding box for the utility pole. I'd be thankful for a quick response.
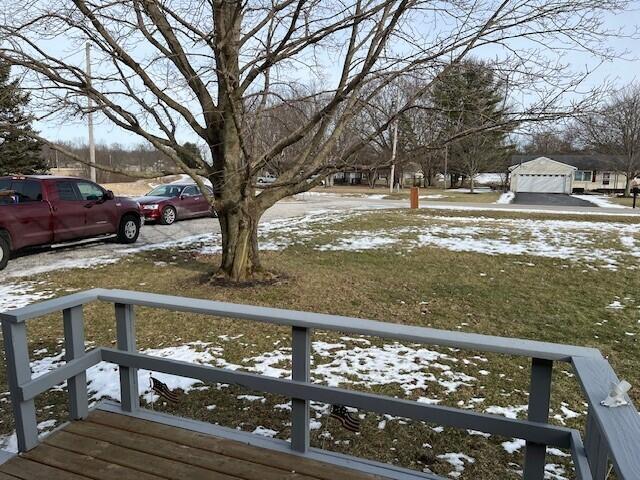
[443,144,448,190]
[86,43,96,182]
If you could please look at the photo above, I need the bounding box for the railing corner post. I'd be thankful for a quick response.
[63,305,89,420]
[115,303,139,412]
[1,321,38,452]
[584,409,609,480]
[291,326,311,453]
[523,357,553,480]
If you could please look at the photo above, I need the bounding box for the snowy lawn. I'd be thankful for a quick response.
[382,188,501,203]
[0,208,638,479]
[306,186,502,203]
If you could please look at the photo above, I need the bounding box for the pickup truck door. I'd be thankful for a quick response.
[51,180,90,242]
[4,179,53,249]
[75,181,118,236]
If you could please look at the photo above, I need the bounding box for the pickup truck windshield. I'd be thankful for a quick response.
[147,185,184,197]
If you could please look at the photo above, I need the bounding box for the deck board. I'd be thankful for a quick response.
[0,457,90,480]
[0,411,384,480]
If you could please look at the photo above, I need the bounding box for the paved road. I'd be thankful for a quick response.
[4,193,638,280]
[512,193,594,207]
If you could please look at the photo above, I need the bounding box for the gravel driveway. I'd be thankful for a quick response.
[2,195,389,279]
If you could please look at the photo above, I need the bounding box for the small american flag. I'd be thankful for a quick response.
[330,405,360,432]
[151,376,179,403]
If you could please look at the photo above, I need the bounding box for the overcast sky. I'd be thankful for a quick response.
[33,7,640,148]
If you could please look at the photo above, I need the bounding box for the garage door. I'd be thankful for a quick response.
[515,174,568,193]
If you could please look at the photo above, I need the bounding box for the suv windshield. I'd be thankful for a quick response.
[147,185,184,197]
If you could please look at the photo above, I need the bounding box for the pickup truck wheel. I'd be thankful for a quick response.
[0,236,9,271]
[160,206,177,225]
[117,215,140,243]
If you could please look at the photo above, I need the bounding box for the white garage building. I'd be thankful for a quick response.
[509,157,576,194]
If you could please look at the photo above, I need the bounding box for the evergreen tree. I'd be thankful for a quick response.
[178,142,205,170]
[432,60,512,192]
[0,62,45,175]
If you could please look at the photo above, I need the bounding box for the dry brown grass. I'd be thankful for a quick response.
[2,208,638,479]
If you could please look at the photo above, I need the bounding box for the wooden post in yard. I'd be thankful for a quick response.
[410,187,419,209]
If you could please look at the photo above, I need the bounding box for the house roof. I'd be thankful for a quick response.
[510,156,577,174]
[511,154,621,171]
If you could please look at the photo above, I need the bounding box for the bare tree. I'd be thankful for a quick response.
[578,83,640,196]
[0,0,632,281]
[521,127,579,154]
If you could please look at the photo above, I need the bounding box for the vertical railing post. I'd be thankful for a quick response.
[1,321,38,451]
[115,303,139,412]
[63,306,88,420]
[523,358,553,480]
[291,326,311,453]
[584,409,609,479]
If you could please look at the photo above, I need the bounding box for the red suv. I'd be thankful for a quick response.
[0,176,142,270]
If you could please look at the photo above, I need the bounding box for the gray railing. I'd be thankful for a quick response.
[1,289,639,480]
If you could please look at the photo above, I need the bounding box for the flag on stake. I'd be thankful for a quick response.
[151,376,179,403]
[330,405,360,432]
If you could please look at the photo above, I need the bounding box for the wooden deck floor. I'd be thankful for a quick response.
[0,410,383,480]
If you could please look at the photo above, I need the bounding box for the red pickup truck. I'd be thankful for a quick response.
[0,176,142,271]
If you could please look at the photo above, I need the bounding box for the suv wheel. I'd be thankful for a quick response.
[160,206,177,225]
[117,215,141,243]
[0,236,9,271]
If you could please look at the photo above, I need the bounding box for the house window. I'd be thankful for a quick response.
[574,171,592,182]
[603,172,610,185]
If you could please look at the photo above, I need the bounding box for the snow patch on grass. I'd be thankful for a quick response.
[484,405,528,419]
[502,438,525,454]
[0,282,55,312]
[316,235,398,251]
[30,342,217,404]
[238,341,476,395]
[437,452,475,478]
[495,192,515,204]
[573,195,629,209]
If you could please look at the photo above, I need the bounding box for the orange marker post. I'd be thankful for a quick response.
[410,187,419,209]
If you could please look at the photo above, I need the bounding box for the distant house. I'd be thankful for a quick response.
[511,154,631,193]
[509,157,576,194]
[332,163,423,187]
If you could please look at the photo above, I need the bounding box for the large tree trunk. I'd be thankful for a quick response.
[368,169,378,188]
[625,174,632,197]
[218,202,262,282]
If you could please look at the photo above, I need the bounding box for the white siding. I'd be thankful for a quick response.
[512,174,571,193]
[573,171,628,191]
[509,157,575,194]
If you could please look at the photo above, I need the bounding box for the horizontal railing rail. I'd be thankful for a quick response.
[1,289,638,480]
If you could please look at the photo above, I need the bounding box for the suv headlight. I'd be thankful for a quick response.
[143,204,159,210]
